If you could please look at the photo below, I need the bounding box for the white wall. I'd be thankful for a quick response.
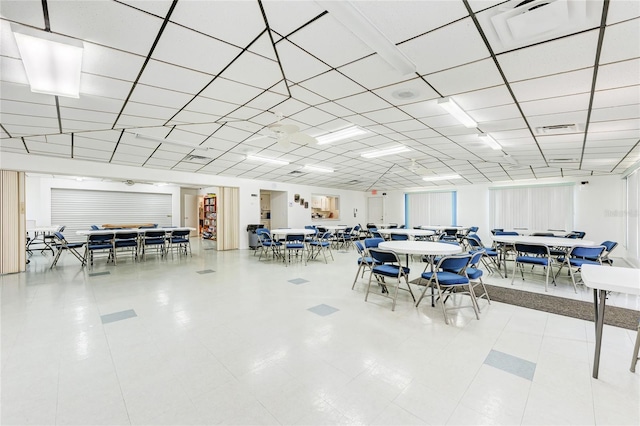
[9,152,367,250]
[386,174,628,259]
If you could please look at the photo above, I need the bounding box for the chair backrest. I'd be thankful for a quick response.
[115,232,138,240]
[54,232,66,243]
[469,226,479,233]
[443,228,458,236]
[567,231,586,239]
[531,232,554,237]
[368,248,400,264]
[171,230,190,238]
[570,245,606,259]
[390,233,409,241]
[469,249,484,267]
[436,254,472,274]
[286,234,304,243]
[371,231,383,239]
[145,230,166,238]
[89,233,114,242]
[601,240,618,253]
[466,235,482,249]
[366,223,376,229]
[495,231,519,236]
[364,237,384,248]
[490,228,504,235]
[353,225,361,232]
[515,243,550,256]
[354,241,365,254]
[90,225,99,230]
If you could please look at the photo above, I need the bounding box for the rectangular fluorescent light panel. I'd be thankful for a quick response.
[316,126,367,145]
[478,134,502,150]
[361,145,411,159]
[437,97,477,128]
[422,174,462,182]
[317,1,416,75]
[246,155,289,166]
[303,164,334,173]
[12,24,83,98]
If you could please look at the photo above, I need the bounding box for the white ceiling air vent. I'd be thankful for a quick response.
[535,124,580,134]
[287,170,306,176]
[490,0,592,49]
[548,158,579,163]
[184,154,212,164]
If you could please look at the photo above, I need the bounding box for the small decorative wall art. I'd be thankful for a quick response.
[294,194,300,202]
[299,198,304,205]
[304,201,309,209]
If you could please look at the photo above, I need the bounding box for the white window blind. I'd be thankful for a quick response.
[489,184,574,231]
[406,191,455,227]
[627,170,639,265]
[51,189,172,241]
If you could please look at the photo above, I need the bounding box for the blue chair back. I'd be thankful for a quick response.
[364,238,384,248]
[437,254,472,274]
[495,231,519,236]
[89,233,114,242]
[467,234,482,249]
[469,250,484,267]
[286,234,304,242]
[490,228,504,235]
[469,226,479,233]
[90,225,99,230]
[515,243,549,256]
[368,248,399,264]
[601,241,618,252]
[390,233,409,241]
[571,245,605,259]
[354,241,365,254]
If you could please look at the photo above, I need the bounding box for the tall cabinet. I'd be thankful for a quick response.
[203,194,217,240]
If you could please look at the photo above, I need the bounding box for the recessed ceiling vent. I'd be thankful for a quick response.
[287,170,306,176]
[535,124,580,134]
[184,154,212,164]
[548,158,579,163]
[346,180,361,184]
[490,0,594,48]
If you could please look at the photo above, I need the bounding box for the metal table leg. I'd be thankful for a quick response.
[592,289,607,379]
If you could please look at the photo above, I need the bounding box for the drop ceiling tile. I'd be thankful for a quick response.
[399,18,489,75]
[80,74,133,100]
[427,58,504,96]
[74,136,117,152]
[511,68,594,102]
[0,138,28,151]
[592,85,640,110]
[73,147,112,161]
[288,84,327,106]
[0,1,45,28]
[588,118,640,133]
[26,140,70,155]
[289,107,335,127]
[356,1,468,44]
[185,96,238,118]
[1,100,57,119]
[138,60,212,94]
[224,106,264,122]
[338,54,415,91]
[335,92,390,114]
[118,1,173,17]
[245,90,289,111]
[301,71,365,101]
[221,51,282,91]
[115,115,166,128]
[145,158,179,168]
[170,1,264,48]
[48,1,162,55]
[204,138,239,152]
[0,82,55,104]
[276,40,331,83]
[373,79,440,106]
[499,30,599,83]
[595,58,640,91]
[591,105,640,122]
[287,14,372,68]
[600,18,640,65]
[120,101,179,121]
[363,107,412,124]
[607,0,640,24]
[152,23,242,75]
[520,93,591,117]
[0,56,28,86]
[58,96,124,115]
[82,42,145,82]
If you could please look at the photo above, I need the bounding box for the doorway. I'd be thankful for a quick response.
[261,190,288,229]
[367,197,384,224]
[183,194,198,237]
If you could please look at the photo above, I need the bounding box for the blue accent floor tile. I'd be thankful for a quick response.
[196,269,215,274]
[308,304,339,316]
[288,278,309,285]
[101,309,137,324]
[484,349,536,381]
[89,271,110,277]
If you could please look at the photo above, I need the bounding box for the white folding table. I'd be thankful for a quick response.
[581,264,640,378]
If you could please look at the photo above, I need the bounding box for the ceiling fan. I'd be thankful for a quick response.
[407,159,428,175]
[266,113,318,148]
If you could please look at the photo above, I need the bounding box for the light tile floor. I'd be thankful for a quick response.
[2,240,639,425]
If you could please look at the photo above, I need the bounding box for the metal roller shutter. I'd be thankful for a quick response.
[51,189,172,242]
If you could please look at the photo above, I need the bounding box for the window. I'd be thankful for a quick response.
[626,170,639,265]
[405,191,456,227]
[489,184,574,231]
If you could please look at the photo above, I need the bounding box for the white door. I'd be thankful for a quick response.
[184,194,198,236]
[367,197,384,224]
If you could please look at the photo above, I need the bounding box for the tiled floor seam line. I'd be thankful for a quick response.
[518,312,550,426]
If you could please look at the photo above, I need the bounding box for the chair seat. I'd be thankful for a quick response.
[516,255,549,266]
[466,267,483,280]
[286,243,304,249]
[144,238,165,245]
[484,249,498,256]
[115,241,137,247]
[373,264,410,277]
[310,241,330,247]
[421,271,469,285]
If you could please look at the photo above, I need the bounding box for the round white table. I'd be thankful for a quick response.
[270,228,316,237]
[318,225,347,231]
[379,241,462,269]
[491,235,595,247]
[420,225,467,231]
[502,229,568,237]
[377,228,435,239]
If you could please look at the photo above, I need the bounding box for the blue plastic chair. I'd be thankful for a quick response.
[366,248,415,311]
[556,245,606,291]
[511,243,554,291]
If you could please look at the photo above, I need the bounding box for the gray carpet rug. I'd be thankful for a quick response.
[410,279,640,330]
